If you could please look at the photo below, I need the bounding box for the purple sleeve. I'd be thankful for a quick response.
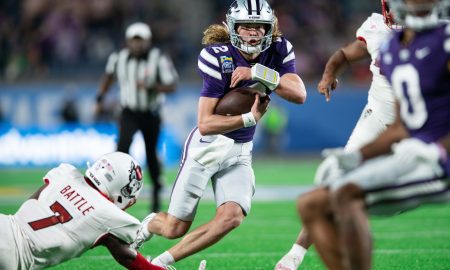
[276,38,297,76]
[197,48,228,98]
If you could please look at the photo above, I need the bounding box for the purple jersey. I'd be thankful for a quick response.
[197,37,296,142]
[380,23,450,174]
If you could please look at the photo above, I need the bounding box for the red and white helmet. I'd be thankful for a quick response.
[85,152,143,210]
[381,0,396,28]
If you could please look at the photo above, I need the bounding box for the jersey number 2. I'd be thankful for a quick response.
[28,202,73,231]
[212,46,228,54]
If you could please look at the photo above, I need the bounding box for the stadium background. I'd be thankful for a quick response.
[0,0,449,269]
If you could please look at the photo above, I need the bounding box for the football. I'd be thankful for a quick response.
[214,87,268,116]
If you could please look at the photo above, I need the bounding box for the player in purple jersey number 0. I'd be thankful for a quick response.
[297,0,450,269]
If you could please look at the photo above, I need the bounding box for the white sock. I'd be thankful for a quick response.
[153,251,175,266]
[290,243,307,262]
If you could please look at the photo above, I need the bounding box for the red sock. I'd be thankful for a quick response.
[129,252,165,270]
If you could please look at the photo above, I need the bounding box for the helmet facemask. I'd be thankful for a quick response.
[389,0,450,31]
[228,21,274,54]
[226,0,275,54]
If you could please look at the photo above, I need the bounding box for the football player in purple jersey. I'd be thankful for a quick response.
[275,1,400,269]
[131,0,306,268]
[296,0,450,269]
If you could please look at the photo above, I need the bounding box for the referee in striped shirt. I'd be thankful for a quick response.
[95,22,178,212]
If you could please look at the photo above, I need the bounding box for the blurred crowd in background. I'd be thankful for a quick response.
[0,0,379,84]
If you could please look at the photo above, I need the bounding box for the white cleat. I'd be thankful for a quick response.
[198,260,207,270]
[275,253,301,270]
[130,212,156,249]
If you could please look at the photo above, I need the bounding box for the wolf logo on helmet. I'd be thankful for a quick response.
[120,161,143,199]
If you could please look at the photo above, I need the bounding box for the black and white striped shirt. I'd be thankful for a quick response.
[105,47,178,112]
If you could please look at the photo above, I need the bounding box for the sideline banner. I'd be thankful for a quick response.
[0,124,182,168]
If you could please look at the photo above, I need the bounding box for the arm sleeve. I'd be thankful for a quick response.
[105,52,119,75]
[157,53,179,85]
[276,38,297,76]
[356,14,384,49]
[197,47,227,98]
[356,15,373,41]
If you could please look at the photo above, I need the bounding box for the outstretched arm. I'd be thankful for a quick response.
[318,39,369,101]
[100,234,164,270]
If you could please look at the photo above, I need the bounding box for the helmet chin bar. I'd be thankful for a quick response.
[390,0,449,31]
[404,12,439,31]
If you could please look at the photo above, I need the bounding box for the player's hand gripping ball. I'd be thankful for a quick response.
[214,87,268,116]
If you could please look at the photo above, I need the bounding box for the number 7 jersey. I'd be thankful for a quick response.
[9,164,141,269]
[380,23,450,173]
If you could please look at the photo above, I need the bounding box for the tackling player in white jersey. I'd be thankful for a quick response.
[275,1,398,269]
[0,152,165,270]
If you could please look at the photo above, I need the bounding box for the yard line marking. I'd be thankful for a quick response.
[79,249,450,261]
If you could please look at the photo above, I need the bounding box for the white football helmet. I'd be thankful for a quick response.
[226,0,275,54]
[85,152,143,209]
[388,0,450,31]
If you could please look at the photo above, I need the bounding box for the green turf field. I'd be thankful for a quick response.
[1,158,449,270]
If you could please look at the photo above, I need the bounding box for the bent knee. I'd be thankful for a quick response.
[216,203,245,231]
[297,188,330,222]
[218,216,243,232]
[332,183,364,207]
[162,219,191,239]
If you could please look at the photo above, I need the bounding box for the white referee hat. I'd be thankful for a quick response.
[126,22,152,40]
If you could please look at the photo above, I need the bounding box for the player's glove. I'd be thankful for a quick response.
[251,63,280,91]
[314,155,343,185]
[314,148,362,184]
[392,138,447,165]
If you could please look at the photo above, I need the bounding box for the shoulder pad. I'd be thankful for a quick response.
[43,164,83,184]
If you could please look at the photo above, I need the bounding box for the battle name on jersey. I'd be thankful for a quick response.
[60,185,95,216]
